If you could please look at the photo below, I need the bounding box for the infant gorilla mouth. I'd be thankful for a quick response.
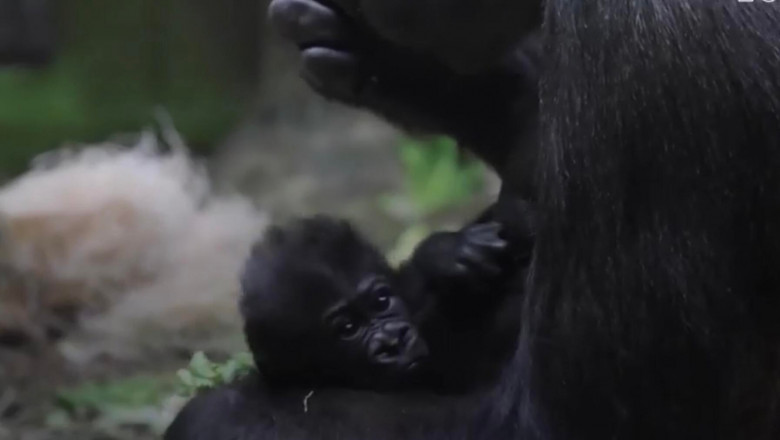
[366,321,428,368]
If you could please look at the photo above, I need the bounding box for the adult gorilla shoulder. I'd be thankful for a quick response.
[271,0,780,439]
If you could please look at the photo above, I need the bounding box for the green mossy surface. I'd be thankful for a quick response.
[0,0,257,174]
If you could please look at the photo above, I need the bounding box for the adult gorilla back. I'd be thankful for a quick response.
[271,1,780,439]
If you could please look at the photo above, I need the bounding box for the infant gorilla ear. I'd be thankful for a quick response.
[240,216,429,390]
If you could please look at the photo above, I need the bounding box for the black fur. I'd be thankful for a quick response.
[164,373,486,440]
[510,3,780,439]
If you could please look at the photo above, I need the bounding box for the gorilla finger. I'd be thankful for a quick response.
[301,47,360,100]
[466,222,502,235]
[269,0,349,46]
[474,260,503,277]
[451,262,471,277]
[465,226,508,251]
[465,222,504,239]
[469,234,508,251]
[458,247,502,276]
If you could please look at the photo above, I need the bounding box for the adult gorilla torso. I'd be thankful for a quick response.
[520,4,780,438]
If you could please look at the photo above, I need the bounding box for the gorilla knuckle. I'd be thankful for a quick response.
[269,0,344,44]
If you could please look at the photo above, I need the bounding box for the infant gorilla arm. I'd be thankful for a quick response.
[398,199,535,390]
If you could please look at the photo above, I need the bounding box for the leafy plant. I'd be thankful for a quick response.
[55,375,177,413]
[49,374,179,434]
[385,223,433,267]
[381,136,485,221]
[382,136,486,262]
[176,351,254,396]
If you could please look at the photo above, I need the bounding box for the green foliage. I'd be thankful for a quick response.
[49,374,179,434]
[55,375,177,412]
[176,351,254,396]
[380,136,485,223]
[382,136,486,262]
[385,223,433,267]
[0,0,253,175]
[395,136,485,217]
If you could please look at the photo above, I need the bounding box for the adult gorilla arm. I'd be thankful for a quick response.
[164,373,490,440]
[268,0,540,188]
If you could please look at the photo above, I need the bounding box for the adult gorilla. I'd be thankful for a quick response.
[271,0,780,439]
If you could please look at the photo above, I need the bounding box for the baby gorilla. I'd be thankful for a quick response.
[240,215,520,392]
[241,217,429,390]
[164,210,532,440]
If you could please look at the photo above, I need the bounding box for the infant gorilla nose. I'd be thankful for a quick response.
[369,321,429,369]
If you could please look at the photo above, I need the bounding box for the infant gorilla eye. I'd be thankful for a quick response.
[333,316,360,339]
[370,284,393,312]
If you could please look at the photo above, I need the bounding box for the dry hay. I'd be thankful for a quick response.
[0,132,267,362]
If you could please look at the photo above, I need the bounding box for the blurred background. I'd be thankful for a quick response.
[0,1,498,438]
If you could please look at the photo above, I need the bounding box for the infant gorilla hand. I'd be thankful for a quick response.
[405,195,537,308]
[407,222,514,301]
[438,222,508,281]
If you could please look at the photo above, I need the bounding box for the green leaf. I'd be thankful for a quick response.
[176,369,196,387]
[386,224,433,266]
[175,351,255,395]
[189,351,217,379]
[393,136,485,218]
[233,352,254,368]
[219,360,239,383]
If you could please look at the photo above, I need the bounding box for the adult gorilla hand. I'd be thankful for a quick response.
[268,0,541,173]
[268,0,364,105]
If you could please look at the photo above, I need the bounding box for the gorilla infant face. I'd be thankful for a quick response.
[320,273,429,379]
[240,217,429,389]
[329,0,541,73]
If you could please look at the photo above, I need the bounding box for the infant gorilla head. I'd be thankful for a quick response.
[240,216,429,390]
